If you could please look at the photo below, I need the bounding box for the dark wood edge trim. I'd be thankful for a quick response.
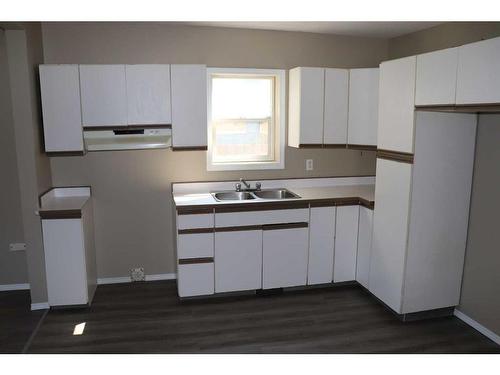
[309,200,336,207]
[177,208,214,215]
[263,222,309,231]
[336,197,363,207]
[38,185,92,207]
[39,209,82,219]
[376,149,414,164]
[172,146,208,151]
[347,144,378,151]
[83,124,171,131]
[46,151,85,157]
[178,257,214,265]
[323,144,348,149]
[215,225,262,232]
[178,228,214,234]
[415,104,500,113]
[215,202,310,213]
[298,143,323,148]
[359,198,375,210]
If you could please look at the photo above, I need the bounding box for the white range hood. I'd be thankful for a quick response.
[84,127,171,151]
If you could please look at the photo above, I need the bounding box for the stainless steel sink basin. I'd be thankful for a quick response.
[253,189,300,200]
[212,191,256,201]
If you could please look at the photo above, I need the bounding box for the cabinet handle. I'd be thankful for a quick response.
[262,222,308,231]
[179,257,214,265]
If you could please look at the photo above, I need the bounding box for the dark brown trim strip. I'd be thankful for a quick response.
[359,198,375,210]
[83,124,171,131]
[263,222,308,231]
[178,228,214,235]
[377,149,414,164]
[39,209,82,220]
[177,207,214,215]
[336,197,363,207]
[178,257,214,265]
[172,146,208,151]
[415,104,500,114]
[215,201,309,213]
[298,143,323,148]
[46,151,85,157]
[215,225,262,232]
[347,144,378,151]
[323,144,347,149]
[309,200,336,208]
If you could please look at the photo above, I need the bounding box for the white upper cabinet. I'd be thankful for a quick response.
[39,65,83,152]
[170,64,207,149]
[125,64,171,125]
[348,68,379,147]
[79,65,128,127]
[415,47,458,106]
[324,68,349,145]
[288,67,325,147]
[456,36,500,105]
[377,56,417,154]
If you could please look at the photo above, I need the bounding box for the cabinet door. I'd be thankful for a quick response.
[171,64,207,149]
[347,68,379,147]
[177,262,214,297]
[288,67,324,147]
[126,64,171,125]
[79,65,128,127]
[263,226,309,289]
[378,56,416,154]
[369,158,412,313]
[39,65,84,152]
[307,206,335,285]
[215,230,262,293]
[356,206,373,289]
[324,68,349,145]
[415,47,458,106]
[333,206,359,282]
[456,36,500,104]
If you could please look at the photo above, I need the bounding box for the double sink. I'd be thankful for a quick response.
[212,189,301,202]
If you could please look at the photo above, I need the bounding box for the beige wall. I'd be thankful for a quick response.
[388,22,500,335]
[43,22,387,279]
[0,29,29,285]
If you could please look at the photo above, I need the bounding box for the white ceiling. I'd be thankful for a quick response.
[186,22,443,38]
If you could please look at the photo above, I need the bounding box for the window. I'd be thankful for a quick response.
[207,68,285,171]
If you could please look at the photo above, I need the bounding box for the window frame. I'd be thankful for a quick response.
[207,67,286,171]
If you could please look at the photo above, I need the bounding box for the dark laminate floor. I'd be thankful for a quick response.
[0,290,45,353]
[21,281,500,353]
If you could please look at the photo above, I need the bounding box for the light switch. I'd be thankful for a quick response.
[306,159,314,171]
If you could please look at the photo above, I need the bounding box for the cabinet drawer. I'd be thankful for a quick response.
[177,262,214,297]
[177,232,214,259]
[215,208,309,227]
[177,213,214,230]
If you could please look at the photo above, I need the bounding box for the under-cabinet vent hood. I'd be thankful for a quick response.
[84,128,171,151]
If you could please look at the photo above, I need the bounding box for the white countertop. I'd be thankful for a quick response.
[39,187,92,215]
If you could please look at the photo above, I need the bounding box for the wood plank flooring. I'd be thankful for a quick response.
[22,281,499,353]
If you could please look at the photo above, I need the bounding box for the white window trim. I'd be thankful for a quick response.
[207,67,286,171]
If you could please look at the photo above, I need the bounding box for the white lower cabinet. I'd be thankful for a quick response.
[307,206,336,285]
[215,229,263,293]
[262,225,309,289]
[356,206,374,289]
[177,262,214,298]
[333,206,359,282]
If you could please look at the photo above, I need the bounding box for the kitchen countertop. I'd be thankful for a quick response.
[39,187,92,219]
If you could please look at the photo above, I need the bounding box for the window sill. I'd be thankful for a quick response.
[207,160,285,171]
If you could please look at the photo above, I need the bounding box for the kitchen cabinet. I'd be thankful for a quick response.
[262,224,309,289]
[323,68,349,145]
[333,205,359,282]
[356,206,373,289]
[456,36,500,105]
[79,65,128,127]
[178,263,215,298]
[39,65,84,153]
[288,67,325,147]
[171,64,208,150]
[307,206,336,285]
[125,64,172,125]
[377,56,416,154]
[370,112,476,314]
[415,47,458,106]
[215,229,262,293]
[347,68,379,148]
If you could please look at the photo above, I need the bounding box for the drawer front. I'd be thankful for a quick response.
[177,262,214,297]
[177,232,214,259]
[177,213,214,230]
[215,208,309,228]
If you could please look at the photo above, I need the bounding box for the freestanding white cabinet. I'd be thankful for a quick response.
[39,65,84,153]
[333,206,359,282]
[347,68,379,148]
[171,64,208,150]
[79,64,128,127]
[307,206,336,285]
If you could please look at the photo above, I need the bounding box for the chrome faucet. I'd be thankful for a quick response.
[235,178,262,192]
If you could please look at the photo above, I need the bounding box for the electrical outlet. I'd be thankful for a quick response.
[9,243,26,252]
[130,267,145,282]
[306,159,314,171]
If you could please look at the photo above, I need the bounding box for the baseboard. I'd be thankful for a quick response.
[31,302,49,311]
[0,283,30,291]
[454,309,500,345]
[97,273,176,285]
